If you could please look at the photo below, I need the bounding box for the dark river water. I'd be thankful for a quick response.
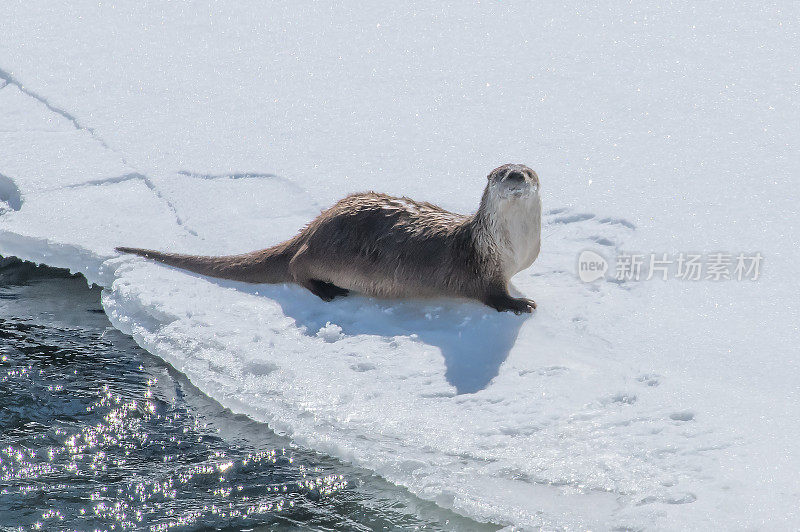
[0,258,495,531]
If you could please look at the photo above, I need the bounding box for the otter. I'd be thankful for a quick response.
[116,164,541,313]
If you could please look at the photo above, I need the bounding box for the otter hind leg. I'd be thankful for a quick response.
[304,279,350,302]
[484,286,537,314]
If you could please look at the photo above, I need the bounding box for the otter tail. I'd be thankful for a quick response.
[115,244,294,284]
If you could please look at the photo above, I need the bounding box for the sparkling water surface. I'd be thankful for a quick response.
[0,258,495,531]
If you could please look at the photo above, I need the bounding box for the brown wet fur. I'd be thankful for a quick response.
[117,164,541,313]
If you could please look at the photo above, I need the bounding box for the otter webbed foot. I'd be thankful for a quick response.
[485,290,537,314]
[305,279,350,302]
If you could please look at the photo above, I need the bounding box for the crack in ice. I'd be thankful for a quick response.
[178,170,280,180]
[62,173,199,237]
[177,169,309,195]
[0,66,200,238]
[0,68,115,153]
[61,172,151,190]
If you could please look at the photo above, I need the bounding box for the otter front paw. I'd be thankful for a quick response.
[485,293,537,314]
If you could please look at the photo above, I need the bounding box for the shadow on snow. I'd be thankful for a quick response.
[206,277,529,394]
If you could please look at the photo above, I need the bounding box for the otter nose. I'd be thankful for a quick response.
[505,171,525,183]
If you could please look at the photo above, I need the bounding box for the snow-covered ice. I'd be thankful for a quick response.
[1,1,798,528]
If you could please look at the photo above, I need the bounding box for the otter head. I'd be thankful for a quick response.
[487,164,540,200]
[478,163,542,276]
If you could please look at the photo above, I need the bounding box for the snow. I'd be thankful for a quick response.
[1,1,799,528]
